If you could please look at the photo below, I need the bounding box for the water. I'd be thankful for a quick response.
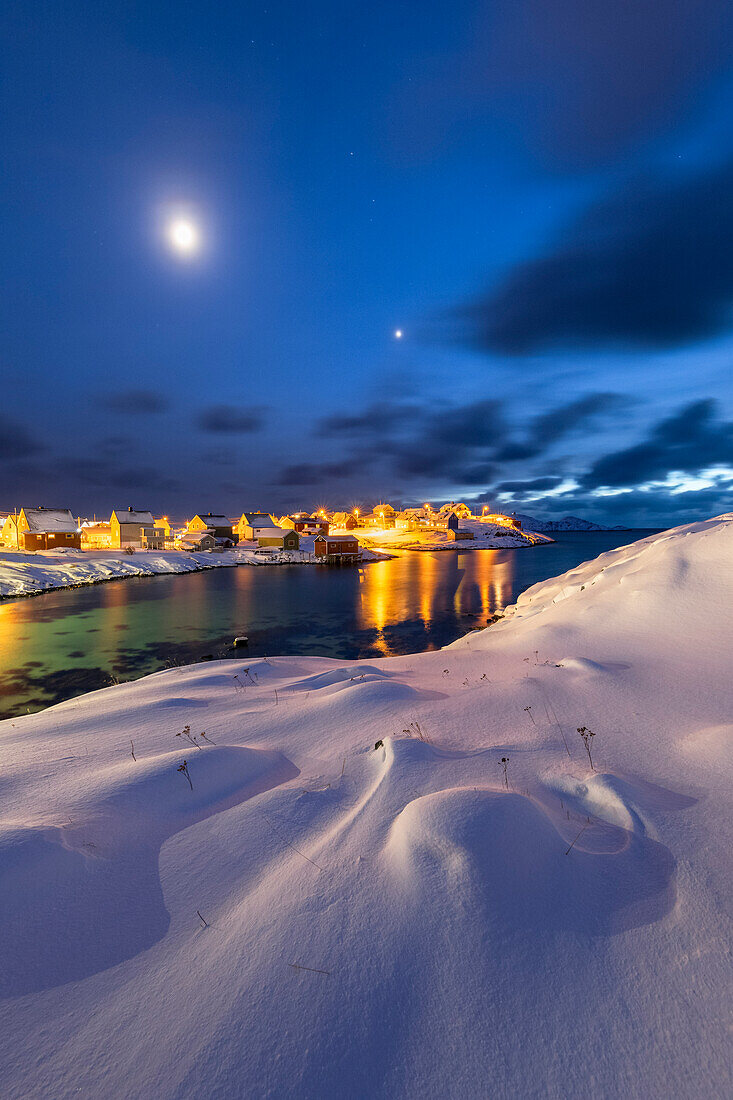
[0,531,657,719]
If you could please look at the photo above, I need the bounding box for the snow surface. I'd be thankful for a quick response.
[512,512,630,532]
[0,516,731,1098]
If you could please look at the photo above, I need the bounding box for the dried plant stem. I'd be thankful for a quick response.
[565,824,588,855]
[289,962,330,975]
[261,814,323,871]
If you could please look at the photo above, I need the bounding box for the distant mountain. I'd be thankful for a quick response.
[512,513,630,533]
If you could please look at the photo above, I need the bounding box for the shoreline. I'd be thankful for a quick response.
[0,546,395,603]
[0,534,553,602]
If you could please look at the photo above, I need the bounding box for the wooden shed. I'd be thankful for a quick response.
[314,534,360,563]
[254,526,300,550]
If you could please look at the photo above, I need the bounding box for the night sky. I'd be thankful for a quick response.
[3,1,733,525]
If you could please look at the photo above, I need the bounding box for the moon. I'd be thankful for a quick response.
[167,218,200,257]
[394,328,403,339]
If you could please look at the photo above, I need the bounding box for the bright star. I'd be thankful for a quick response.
[394,329,403,339]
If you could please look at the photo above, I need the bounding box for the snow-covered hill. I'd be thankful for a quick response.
[512,512,630,532]
[0,515,730,1098]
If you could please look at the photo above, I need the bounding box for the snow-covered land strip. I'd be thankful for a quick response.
[0,548,236,599]
[1,515,731,1099]
[355,519,553,552]
[511,512,632,532]
[0,544,389,599]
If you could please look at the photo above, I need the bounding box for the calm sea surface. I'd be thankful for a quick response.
[0,531,658,719]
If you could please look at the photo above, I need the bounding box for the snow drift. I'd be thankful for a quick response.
[0,515,730,1098]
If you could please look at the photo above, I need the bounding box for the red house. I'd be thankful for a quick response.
[15,507,81,551]
[314,534,360,562]
[291,516,329,536]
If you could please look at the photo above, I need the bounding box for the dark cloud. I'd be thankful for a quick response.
[277,461,358,487]
[100,389,169,414]
[495,476,565,495]
[471,481,733,529]
[401,2,732,168]
[0,418,44,459]
[528,394,632,448]
[58,455,180,492]
[582,399,733,488]
[483,1,732,165]
[432,399,506,447]
[317,403,410,437]
[307,392,630,493]
[197,405,267,433]
[458,160,733,354]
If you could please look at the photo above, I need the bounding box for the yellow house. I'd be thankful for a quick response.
[255,526,300,550]
[110,508,156,548]
[1,514,19,548]
[187,513,235,541]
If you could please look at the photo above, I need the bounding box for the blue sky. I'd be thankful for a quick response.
[2,0,733,524]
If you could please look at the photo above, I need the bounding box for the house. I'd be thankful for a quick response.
[142,528,167,550]
[110,508,157,549]
[80,520,112,549]
[362,503,396,529]
[314,534,360,562]
[399,507,434,528]
[155,517,172,536]
[1,514,19,548]
[254,526,300,551]
[439,501,473,519]
[435,511,459,531]
[282,515,329,536]
[178,530,218,552]
[330,512,358,530]
[187,513,237,542]
[481,510,521,529]
[237,512,276,541]
[447,528,474,541]
[12,508,81,551]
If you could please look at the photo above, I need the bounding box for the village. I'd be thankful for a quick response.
[0,501,536,561]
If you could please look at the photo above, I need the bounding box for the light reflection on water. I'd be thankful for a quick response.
[358,549,514,655]
[0,532,653,720]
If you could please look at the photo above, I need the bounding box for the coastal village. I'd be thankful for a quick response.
[0,501,537,560]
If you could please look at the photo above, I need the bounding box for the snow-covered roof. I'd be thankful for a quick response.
[256,526,291,538]
[192,514,231,524]
[21,508,77,533]
[241,512,275,525]
[180,528,214,538]
[111,509,155,526]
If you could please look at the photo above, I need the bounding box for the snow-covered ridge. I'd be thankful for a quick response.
[512,512,631,531]
[0,515,730,1098]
